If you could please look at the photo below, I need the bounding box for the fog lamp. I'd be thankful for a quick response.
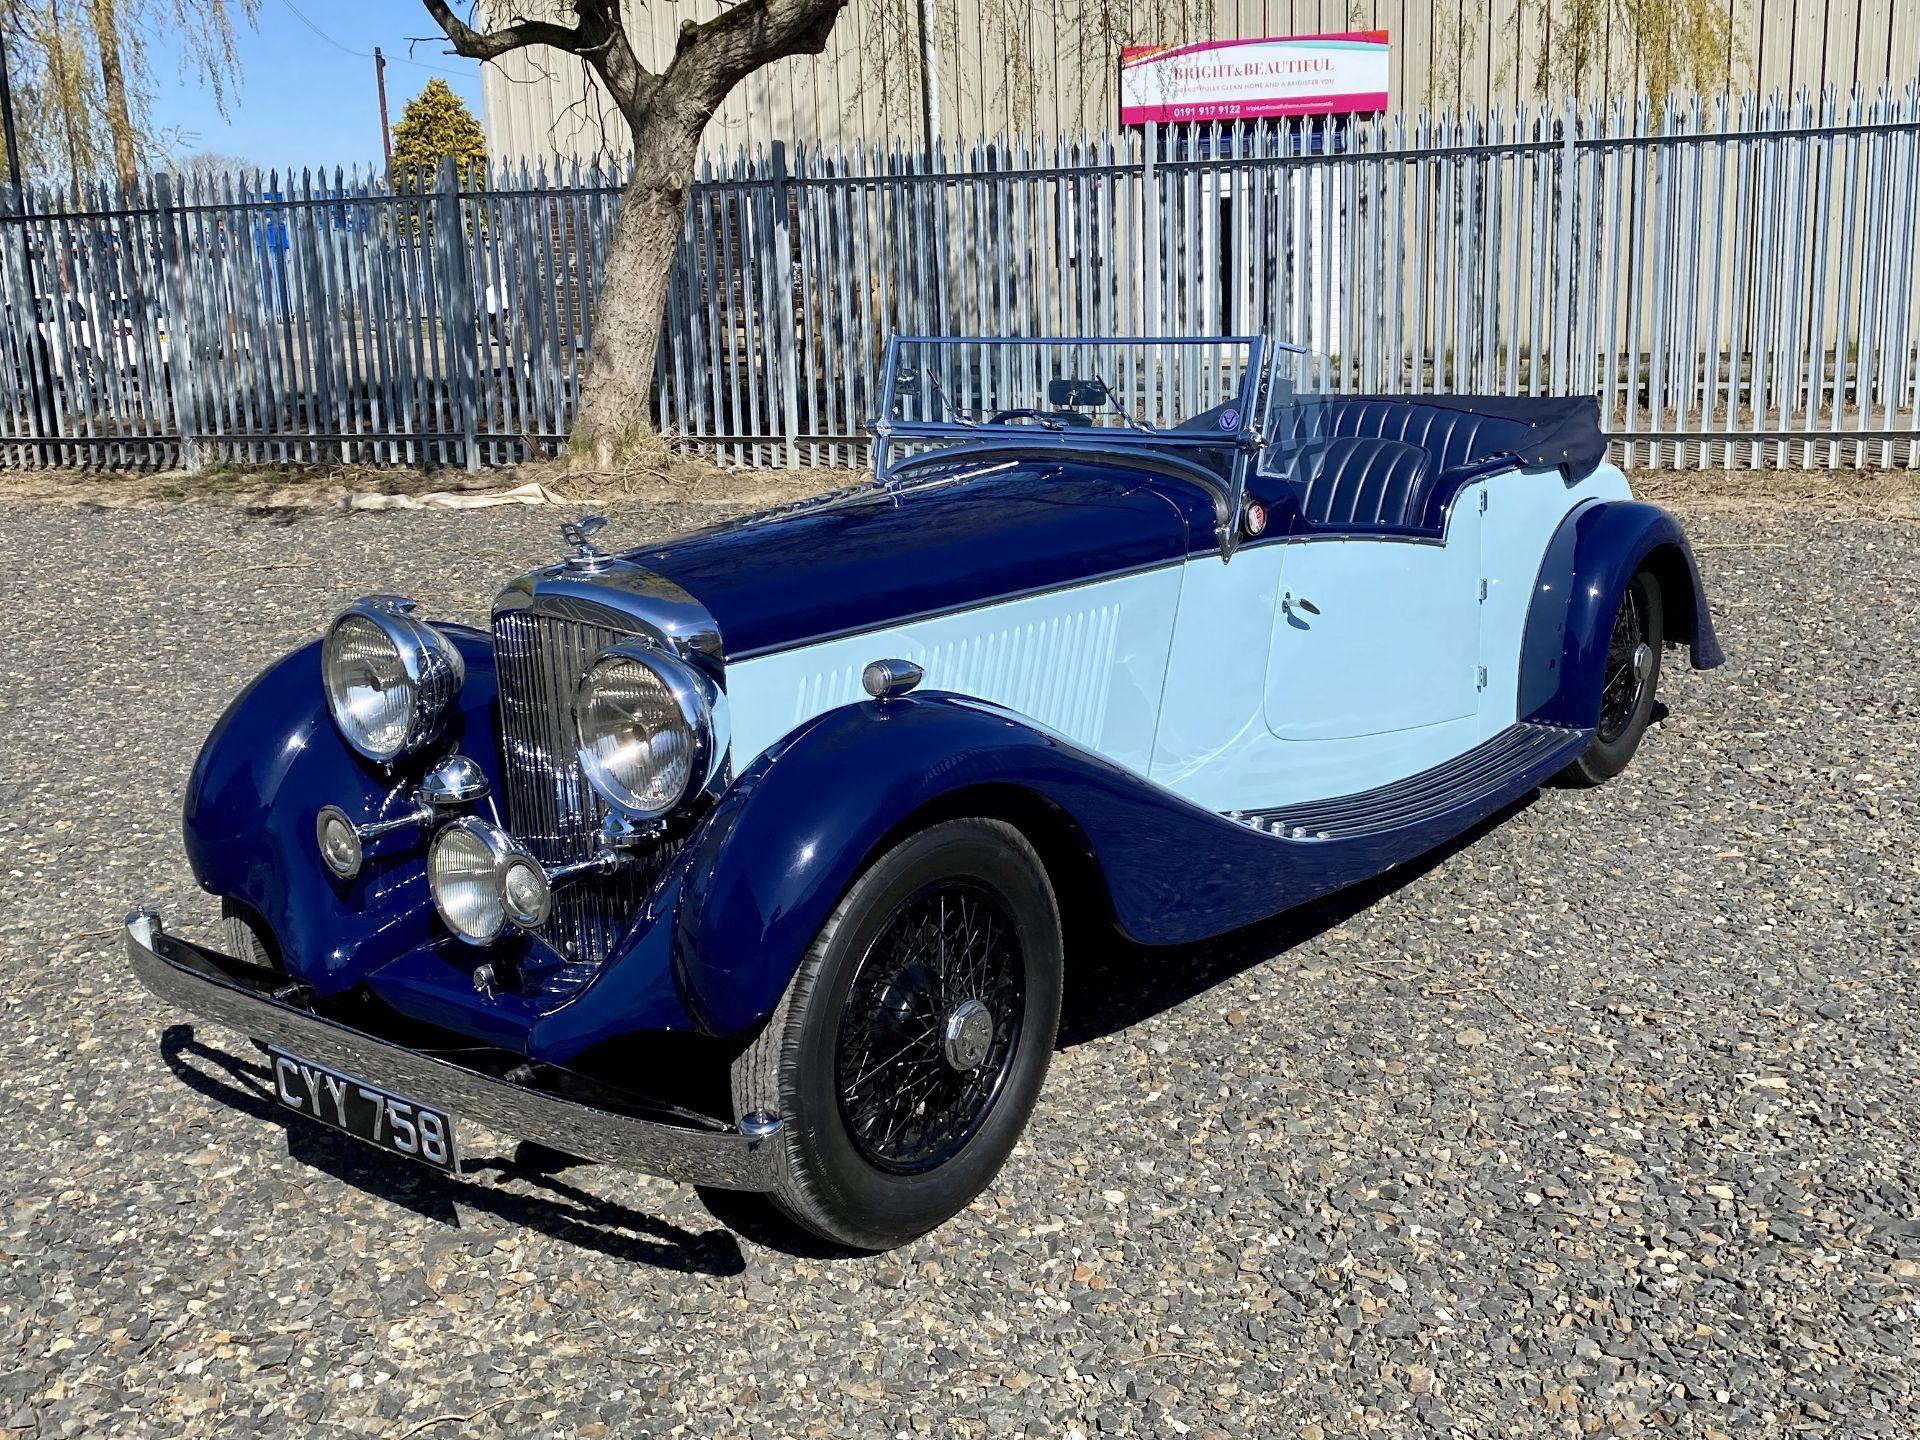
[500,855,552,928]
[428,817,552,946]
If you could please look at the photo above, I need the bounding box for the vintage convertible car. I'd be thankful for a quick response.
[127,335,1721,1249]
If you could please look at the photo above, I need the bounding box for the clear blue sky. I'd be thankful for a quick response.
[149,0,486,170]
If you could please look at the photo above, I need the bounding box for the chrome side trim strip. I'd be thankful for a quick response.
[125,914,781,1192]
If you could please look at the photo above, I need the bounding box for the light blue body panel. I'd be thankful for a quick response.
[726,461,1632,816]
[1265,508,1483,739]
[726,563,1186,779]
[1153,462,1631,809]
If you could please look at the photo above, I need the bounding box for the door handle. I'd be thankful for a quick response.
[1282,592,1321,616]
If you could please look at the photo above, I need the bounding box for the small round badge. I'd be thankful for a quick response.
[1218,407,1242,430]
[1242,500,1268,537]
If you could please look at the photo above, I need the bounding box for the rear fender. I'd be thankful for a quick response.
[1517,500,1723,728]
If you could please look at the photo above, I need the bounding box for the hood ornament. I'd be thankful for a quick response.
[561,514,611,572]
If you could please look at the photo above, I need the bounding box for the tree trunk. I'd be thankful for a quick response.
[418,0,847,468]
[570,114,705,468]
[90,0,140,187]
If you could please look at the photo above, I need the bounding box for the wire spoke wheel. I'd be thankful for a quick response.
[1562,568,1665,788]
[733,817,1062,1249]
[834,880,1026,1174]
[1597,583,1653,744]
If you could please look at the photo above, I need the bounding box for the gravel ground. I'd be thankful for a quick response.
[0,491,1916,1439]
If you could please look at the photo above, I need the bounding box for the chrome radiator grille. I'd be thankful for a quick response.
[491,608,658,963]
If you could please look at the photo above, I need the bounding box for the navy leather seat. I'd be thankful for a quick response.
[1275,397,1533,475]
[1257,398,1538,533]
[1273,436,1436,529]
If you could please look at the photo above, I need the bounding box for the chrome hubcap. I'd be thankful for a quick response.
[942,998,994,1071]
[1631,641,1654,682]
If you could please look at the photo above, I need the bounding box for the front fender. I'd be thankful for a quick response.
[181,627,500,993]
[665,697,1099,1035]
[1517,499,1724,728]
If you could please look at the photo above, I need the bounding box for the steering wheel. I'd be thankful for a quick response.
[986,407,1063,427]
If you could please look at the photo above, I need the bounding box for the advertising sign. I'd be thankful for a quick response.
[1119,33,1391,124]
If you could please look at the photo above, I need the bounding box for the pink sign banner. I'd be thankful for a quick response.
[1119,33,1391,124]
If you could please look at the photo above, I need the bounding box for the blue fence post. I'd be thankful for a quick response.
[152,173,201,473]
[770,141,801,468]
[435,157,482,472]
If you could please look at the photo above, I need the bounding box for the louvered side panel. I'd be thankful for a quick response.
[729,567,1183,780]
[773,602,1125,750]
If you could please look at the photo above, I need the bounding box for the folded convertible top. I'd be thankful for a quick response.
[1282,393,1608,478]
[1391,394,1607,474]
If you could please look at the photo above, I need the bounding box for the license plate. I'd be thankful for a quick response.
[267,1048,459,1175]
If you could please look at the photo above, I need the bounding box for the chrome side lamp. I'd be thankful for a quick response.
[315,754,492,881]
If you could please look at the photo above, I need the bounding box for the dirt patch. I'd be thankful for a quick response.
[4,457,1916,522]
[1632,468,1920,522]
[0,454,846,512]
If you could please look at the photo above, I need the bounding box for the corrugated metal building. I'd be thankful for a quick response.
[480,0,1920,161]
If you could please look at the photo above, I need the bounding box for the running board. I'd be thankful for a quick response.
[1226,722,1589,841]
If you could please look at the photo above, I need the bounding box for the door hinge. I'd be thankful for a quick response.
[1478,578,1489,602]
[1478,490,1489,512]
[1476,665,1488,689]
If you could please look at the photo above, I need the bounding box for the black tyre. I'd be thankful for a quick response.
[1562,569,1664,786]
[731,818,1063,1250]
[221,897,282,970]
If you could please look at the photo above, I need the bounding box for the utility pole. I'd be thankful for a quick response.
[375,47,394,173]
[0,20,52,463]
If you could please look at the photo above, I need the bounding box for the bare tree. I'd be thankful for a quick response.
[0,0,258,186]
[164,146,256,178]
[420,0,849,466]
[1532,0,1734,106]
[0,0,108,182]
[853,0,1213,144]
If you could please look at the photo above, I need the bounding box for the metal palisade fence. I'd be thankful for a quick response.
[1,80,1916,473]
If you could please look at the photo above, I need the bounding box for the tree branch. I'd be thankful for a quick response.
[663,0,849,111]
[419,0,589,61]
[420,0,655,115]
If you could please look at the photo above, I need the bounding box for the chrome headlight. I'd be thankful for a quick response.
[322,596,463,762]
[428,817,551,945]
[573,644,727,820]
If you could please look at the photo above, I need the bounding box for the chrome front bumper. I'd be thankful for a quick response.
[124,912,783,1191]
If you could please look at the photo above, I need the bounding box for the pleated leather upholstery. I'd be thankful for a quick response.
[1281,437,1436,529]
[1274,398,1531,475]
[1258,398,1538,531]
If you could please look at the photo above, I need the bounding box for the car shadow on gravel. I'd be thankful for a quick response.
[1057,792,1534,1048]
[156,1025,746,1277]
